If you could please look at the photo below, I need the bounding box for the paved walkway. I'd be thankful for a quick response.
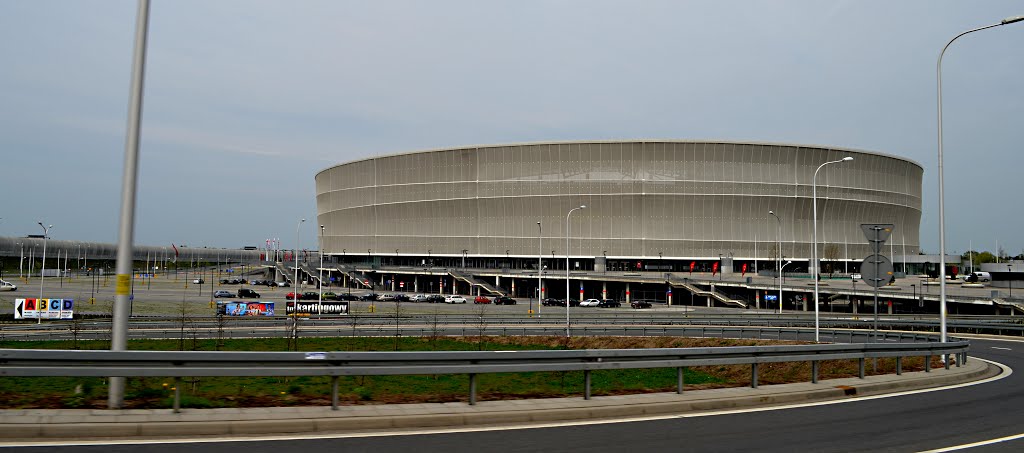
[0,358,995,442]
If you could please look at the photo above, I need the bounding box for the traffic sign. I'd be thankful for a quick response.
[859,254,894,288]
[860,224,894,254]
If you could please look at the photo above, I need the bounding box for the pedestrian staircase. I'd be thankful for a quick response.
[666,274,747,308]
[449,270,505,296]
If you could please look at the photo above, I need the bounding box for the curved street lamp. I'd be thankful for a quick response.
[813,157,852,342]
[768,210,782,312]
[565,205,586,337]
[537,222,542,314]
[937,14,1023,343]
[37,222,52,325]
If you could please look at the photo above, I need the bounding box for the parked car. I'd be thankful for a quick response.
[359,293,379,301]
[377,294,396,302]
[580,298,601,307]
[213,290,234,298]
[410,294,428,302]
[237,288,261,298]
[630,300,652,309]
[446,295,467,304]
[0,280,16,291]
[542,298,563,306]
[598,299,621,308]
[424,294,446,303]
[192,278,205,284]
[492,296,517,305]
[275,281,290,287]
[302,291,319,300]
[338,293,360,301]
[393,294,410,302]
[322,291,338,301]
[474,295,491,304]
[285,292,299,300]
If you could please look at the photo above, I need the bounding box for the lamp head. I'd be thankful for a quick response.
[842,156,853,162]
[580,205,587,209]
[1002,15,1024,24]
[768,210,775,215]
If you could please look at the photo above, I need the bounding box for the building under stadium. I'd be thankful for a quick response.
[315,140,923,278]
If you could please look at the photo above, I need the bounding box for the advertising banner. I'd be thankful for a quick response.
[216,301,275,317]
[14,298,73,320]
[285,301,349,315]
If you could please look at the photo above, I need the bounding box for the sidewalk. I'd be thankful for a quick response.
[0,358,996,442]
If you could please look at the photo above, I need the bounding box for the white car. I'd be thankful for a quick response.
[580,298,601,307]
[0,280,16,291]
[446,295,467,304]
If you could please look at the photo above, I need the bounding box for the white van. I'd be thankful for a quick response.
[968,272,992,282]
[0,279,16,291]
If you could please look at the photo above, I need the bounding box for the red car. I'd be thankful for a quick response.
[474,296,491,304]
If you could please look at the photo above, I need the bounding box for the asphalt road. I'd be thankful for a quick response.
[3,335,1019,452]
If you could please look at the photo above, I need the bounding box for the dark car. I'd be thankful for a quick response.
[630,300,652,309]
[542,298,563,306]
[598,299,621,308]
[338,293,359,301]
[393,294,410,302]
[424,294,446,304]
[301,291,319,300]
[492,296,517,305]
[359,293,379,301]
[237,288,261,298]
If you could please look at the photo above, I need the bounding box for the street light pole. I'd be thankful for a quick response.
[37,222,52,325]
[813,157,853,342]
[318,225,325,309]
[565,205,586,337]
[768,211,782,311]
[293,218,305,349]
[779,260,793,314]
[537,221,542,315]
[937,15,1023,343]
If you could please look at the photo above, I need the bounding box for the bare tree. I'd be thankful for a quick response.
[823,244,841,277]
[476,301,488,350]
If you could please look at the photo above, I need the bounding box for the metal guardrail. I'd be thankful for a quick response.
[0,335,969,412]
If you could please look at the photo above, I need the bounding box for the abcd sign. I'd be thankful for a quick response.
[14,298,74,320]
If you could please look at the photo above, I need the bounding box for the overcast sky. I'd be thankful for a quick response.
[1,1,1021,254]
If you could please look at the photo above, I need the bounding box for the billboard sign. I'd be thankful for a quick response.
[216,301,275,317]
[286,301,349,315]
[14,298,73,320]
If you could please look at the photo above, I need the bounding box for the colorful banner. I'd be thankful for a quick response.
[14,298,73,320]
[216,301,275,317]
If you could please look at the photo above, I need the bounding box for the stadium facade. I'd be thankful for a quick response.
[315,140,922,274]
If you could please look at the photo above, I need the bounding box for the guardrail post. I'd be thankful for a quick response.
[331,376,339,411]
[896,357,902,375]
[811,361,819,384]
[858,358,865,379]
[751,363,759,388]
[173,377,181,413]
[469,373,477,405]
[925,355,931,372]
[677,367,684,394]
[944,354,951,370]
[584,370,592,400]
[960,352,967,366]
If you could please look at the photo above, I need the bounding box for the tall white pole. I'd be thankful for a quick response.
[813,157,852,343]
[936,15,1023,343]
[566,205,585,337]
[293,218,305,345]
[769,211,782,314]
[109,0,150,409]
[318,225,325,311]
[537,221,542,314]
[37,223,51,325]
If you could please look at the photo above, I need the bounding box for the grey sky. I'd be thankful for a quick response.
[1,1,1021,254]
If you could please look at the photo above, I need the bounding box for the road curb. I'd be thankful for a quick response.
[0,358,995,441]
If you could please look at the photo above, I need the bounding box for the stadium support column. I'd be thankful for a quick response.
[625,283,631,304]
[602,282,607,300]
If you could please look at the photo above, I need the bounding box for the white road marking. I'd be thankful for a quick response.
[919,432,1024,452]
[991,347,1012,351]
[1,358,1009,448]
